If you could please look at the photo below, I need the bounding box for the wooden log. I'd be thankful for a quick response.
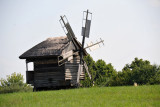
[34,59,58,64]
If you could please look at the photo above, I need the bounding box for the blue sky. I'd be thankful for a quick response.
[0,0,160,80]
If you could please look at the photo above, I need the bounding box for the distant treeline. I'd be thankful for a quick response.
[81,55,160,87]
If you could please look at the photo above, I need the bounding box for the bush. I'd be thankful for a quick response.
[0,72,32,94]
[82,55,117,87]
[82,56,160,87]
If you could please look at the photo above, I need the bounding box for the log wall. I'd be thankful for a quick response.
[34,67,67,88]
[26,54,85,88]
[65,55,85,85]
[33,59,70,88]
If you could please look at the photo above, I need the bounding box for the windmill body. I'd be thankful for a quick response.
[60,10,104,85]
[19,10,104,91]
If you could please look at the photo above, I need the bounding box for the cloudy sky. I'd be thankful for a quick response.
[0,0,160,80]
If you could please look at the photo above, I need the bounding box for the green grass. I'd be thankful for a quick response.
[0,85,160,107]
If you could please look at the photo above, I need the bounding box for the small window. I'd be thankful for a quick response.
[28,62,34,71]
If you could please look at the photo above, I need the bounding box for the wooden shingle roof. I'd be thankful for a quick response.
[19,36,87,59]
[19,36,70,59]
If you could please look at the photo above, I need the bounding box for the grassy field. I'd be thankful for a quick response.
[0,85,160,107]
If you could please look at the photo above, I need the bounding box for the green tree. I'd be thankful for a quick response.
[1,72,24,87]
[95,59,108,86]
[95,59,116,86]
[82,56,160,87]
[149,65,160,84]
[82,55,117,87]
[129,58,157,84]
[81,54,96,87]
[117,58,160,86]
[0,72,32,93]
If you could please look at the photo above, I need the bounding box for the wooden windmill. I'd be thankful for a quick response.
[19,10,104,90]
[59,10,104,86]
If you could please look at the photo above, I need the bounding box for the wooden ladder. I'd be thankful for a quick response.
[77,61,92,85]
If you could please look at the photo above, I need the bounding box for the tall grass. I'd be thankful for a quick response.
[0,85,160,107]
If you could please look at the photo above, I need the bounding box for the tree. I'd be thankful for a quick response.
[1,72,24,87]
[82,56,160,87]
[82,55,117,87]
[0,72,32,93]
[118,58,160,86]
[81,54,96,87]
[129,58,157,84]
[149,65,160,84]
[95,59,117,86]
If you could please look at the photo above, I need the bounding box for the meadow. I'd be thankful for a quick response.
[0,85,160,107]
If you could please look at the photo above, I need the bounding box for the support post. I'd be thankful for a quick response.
[26,60,28,71]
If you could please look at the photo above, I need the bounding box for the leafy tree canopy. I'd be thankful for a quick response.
[1,72,24,87]
[0,72,32,93]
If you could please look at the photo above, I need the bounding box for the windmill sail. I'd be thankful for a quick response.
[85,38,104,51]
[65,23,76,41]
[87,42,100,51]
[81,20,91,38]
[60,16,78,50]
[60,16,76,41]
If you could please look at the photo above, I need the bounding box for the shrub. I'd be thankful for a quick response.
[0,72,32,94]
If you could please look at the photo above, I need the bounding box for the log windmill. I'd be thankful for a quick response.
[19,10,104,90]
[59,10,104,86]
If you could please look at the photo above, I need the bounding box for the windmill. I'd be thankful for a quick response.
[59,10,104,86]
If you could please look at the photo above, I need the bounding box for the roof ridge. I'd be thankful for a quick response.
[46,36,67,41]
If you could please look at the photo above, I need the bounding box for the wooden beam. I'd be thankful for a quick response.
[26,60,28,71]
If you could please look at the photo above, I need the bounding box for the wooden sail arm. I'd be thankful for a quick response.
[58,39,104,66]
[84,39,104,50]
